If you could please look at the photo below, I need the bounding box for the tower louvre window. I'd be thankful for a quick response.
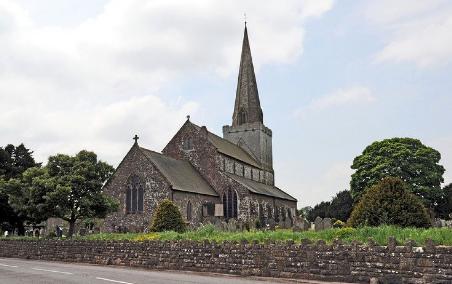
[238,109,247,125]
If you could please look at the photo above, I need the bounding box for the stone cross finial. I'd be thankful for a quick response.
[133,134,139,144]
[244,13,247,26]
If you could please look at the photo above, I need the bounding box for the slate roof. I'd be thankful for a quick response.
[140,147,218,197]
[191,123,261,169]
[226,173,297,202]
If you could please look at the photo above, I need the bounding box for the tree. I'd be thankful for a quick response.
[0,144,40,234]
[150,199,186,233]
[44,150,117,237]
[307,201,330,222]
[348,177,431,228]
[306,190,354,222]
[350,138,445,212]
[437,183,452,219]
[2,167,52,227]
[329,190,354,222]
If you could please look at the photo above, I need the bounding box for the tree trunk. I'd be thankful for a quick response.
[68,220,76,238]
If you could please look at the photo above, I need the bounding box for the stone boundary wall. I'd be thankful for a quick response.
[0,239,451,283]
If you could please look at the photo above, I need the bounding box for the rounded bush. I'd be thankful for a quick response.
[348,177,431,228]
[150,199,186,233]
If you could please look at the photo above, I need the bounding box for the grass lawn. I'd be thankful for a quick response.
[78,225,452,246]
[3,225,451,246]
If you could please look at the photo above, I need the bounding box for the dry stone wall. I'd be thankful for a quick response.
[1,239,451,283]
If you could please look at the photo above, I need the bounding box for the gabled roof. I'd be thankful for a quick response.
[190,122,262,169]
[140,147,218,197]
[226,173,297,202]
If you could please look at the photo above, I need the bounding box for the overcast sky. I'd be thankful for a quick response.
[1,0,451,207]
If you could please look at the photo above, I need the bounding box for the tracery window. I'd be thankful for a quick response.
[126,175,143,213]
[222,188,238,219]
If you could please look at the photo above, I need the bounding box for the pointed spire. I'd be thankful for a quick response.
[232,24,263,127]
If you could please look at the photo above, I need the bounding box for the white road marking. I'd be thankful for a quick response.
[31,267,73,275]
[0,263,18,268]
[96,277,135,284]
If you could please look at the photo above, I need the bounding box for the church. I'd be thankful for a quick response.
[103,26,297,232]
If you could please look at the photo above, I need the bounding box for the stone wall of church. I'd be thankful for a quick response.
[218,154,274,185]
[162,122,295,225]
[102,145,172,233]
[172,191,220,227]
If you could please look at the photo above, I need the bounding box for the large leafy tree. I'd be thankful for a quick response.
[0,144,40,233]
[348,177,431,228]
[44,150,117,237]
[3,167,52,227]
[350,138,445,212]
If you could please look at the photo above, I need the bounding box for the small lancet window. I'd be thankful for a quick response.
[183,137,193,150]
[187,201,192,221]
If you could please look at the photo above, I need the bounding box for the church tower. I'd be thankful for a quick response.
[223,25,273,172]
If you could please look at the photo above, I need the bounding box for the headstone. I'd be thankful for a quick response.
[79,228,87,236]
[314,217,323,231]
[302,219,310,231]
[227,219,237,232]
[322,218,332,230]
[268,218,276,230]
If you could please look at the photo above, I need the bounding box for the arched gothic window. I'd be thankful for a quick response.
[222,188,238,219]
[187,201,192,221]
[126,175,143,213]
[238,109,247,125]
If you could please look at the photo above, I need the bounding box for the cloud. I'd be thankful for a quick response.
[365,0,452,67]
[308,86,375,110]
[0,0,333,165]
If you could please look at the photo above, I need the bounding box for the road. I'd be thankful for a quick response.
[0,258,345,284]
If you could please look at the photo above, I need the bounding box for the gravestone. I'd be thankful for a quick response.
[314,217,323,231]
[79,228,87,236]
[322,218,332,230]
[301,219,310,231]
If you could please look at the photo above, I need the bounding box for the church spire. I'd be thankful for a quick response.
[232,25,263,127]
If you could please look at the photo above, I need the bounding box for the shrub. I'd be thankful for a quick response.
[348,177,431,228]
[333,220,345,228]
[150,199,186,233]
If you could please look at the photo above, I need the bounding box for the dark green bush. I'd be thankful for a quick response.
[348,177,431,228]
[150,199,186,233]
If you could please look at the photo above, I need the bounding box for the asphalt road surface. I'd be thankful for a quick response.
[0,258,346,284]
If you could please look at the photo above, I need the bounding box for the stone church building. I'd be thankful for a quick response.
[103,26,297,232]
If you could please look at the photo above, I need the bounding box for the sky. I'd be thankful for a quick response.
[1,0,451,207]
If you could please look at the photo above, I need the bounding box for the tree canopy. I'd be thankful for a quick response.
[350,138,445,212]
[43,150,117,237]
[0,144,40,233]
[437,183,452,219]
[307,190,353,222]
[348,177,431,228]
